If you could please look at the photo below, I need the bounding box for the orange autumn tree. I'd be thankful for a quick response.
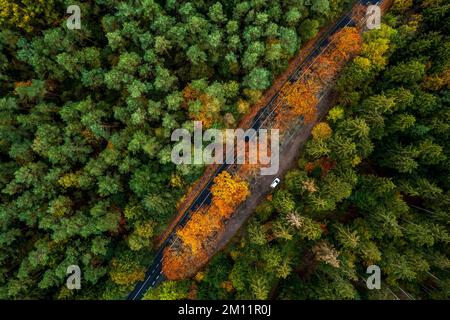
[182,84,219,128]
[196,93,220,128]
[210,171,250,207]
[329,27,362,62]
[13,80,32,95]
[314,55,340,82]
[176,172,249,255]
[281,78,320,123]
[163,172,249,279]
[176,208,223,255]
[278,27,362,126]
[163,246,209,280]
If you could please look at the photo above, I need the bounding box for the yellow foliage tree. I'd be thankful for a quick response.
[331,27,362,61]
[0,0,59,32]
[279,27,362,126]
[281,79,319,123]
[312,122,333,140]
[176,208,223,254]
[164,172,250,279]
[211,171,250,207]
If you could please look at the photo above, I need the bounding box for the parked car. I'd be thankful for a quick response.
[270,178,281,188]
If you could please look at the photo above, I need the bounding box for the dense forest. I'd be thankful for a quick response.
[0,0,353,299]
[144,0,450,300]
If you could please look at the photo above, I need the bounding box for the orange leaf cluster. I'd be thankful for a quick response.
[195,93,216,128]
[210,171,250,207]
[175,172,249,254]
[304,161,317,173]
[312,122,333,140]
[176,207,223,254]
[281,78,320,123]
[278,27,362,126]
[304,157,336,176]
[14,80,32,95]
[182,85,200,105]
[329,27,362,61]
[182,85,216,128]
[319,157,336,175]
[163,246,209,280]
[164,172,250,279]
[14,80,32,89]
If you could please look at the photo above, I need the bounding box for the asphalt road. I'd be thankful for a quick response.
[127,0,381,300]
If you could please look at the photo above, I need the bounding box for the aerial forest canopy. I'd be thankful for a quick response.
[0,0,351,299]
[148,0,449,300]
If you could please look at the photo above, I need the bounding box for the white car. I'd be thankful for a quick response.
[270,178,281,188]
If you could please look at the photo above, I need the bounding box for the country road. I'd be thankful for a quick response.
[127,0,385,300]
